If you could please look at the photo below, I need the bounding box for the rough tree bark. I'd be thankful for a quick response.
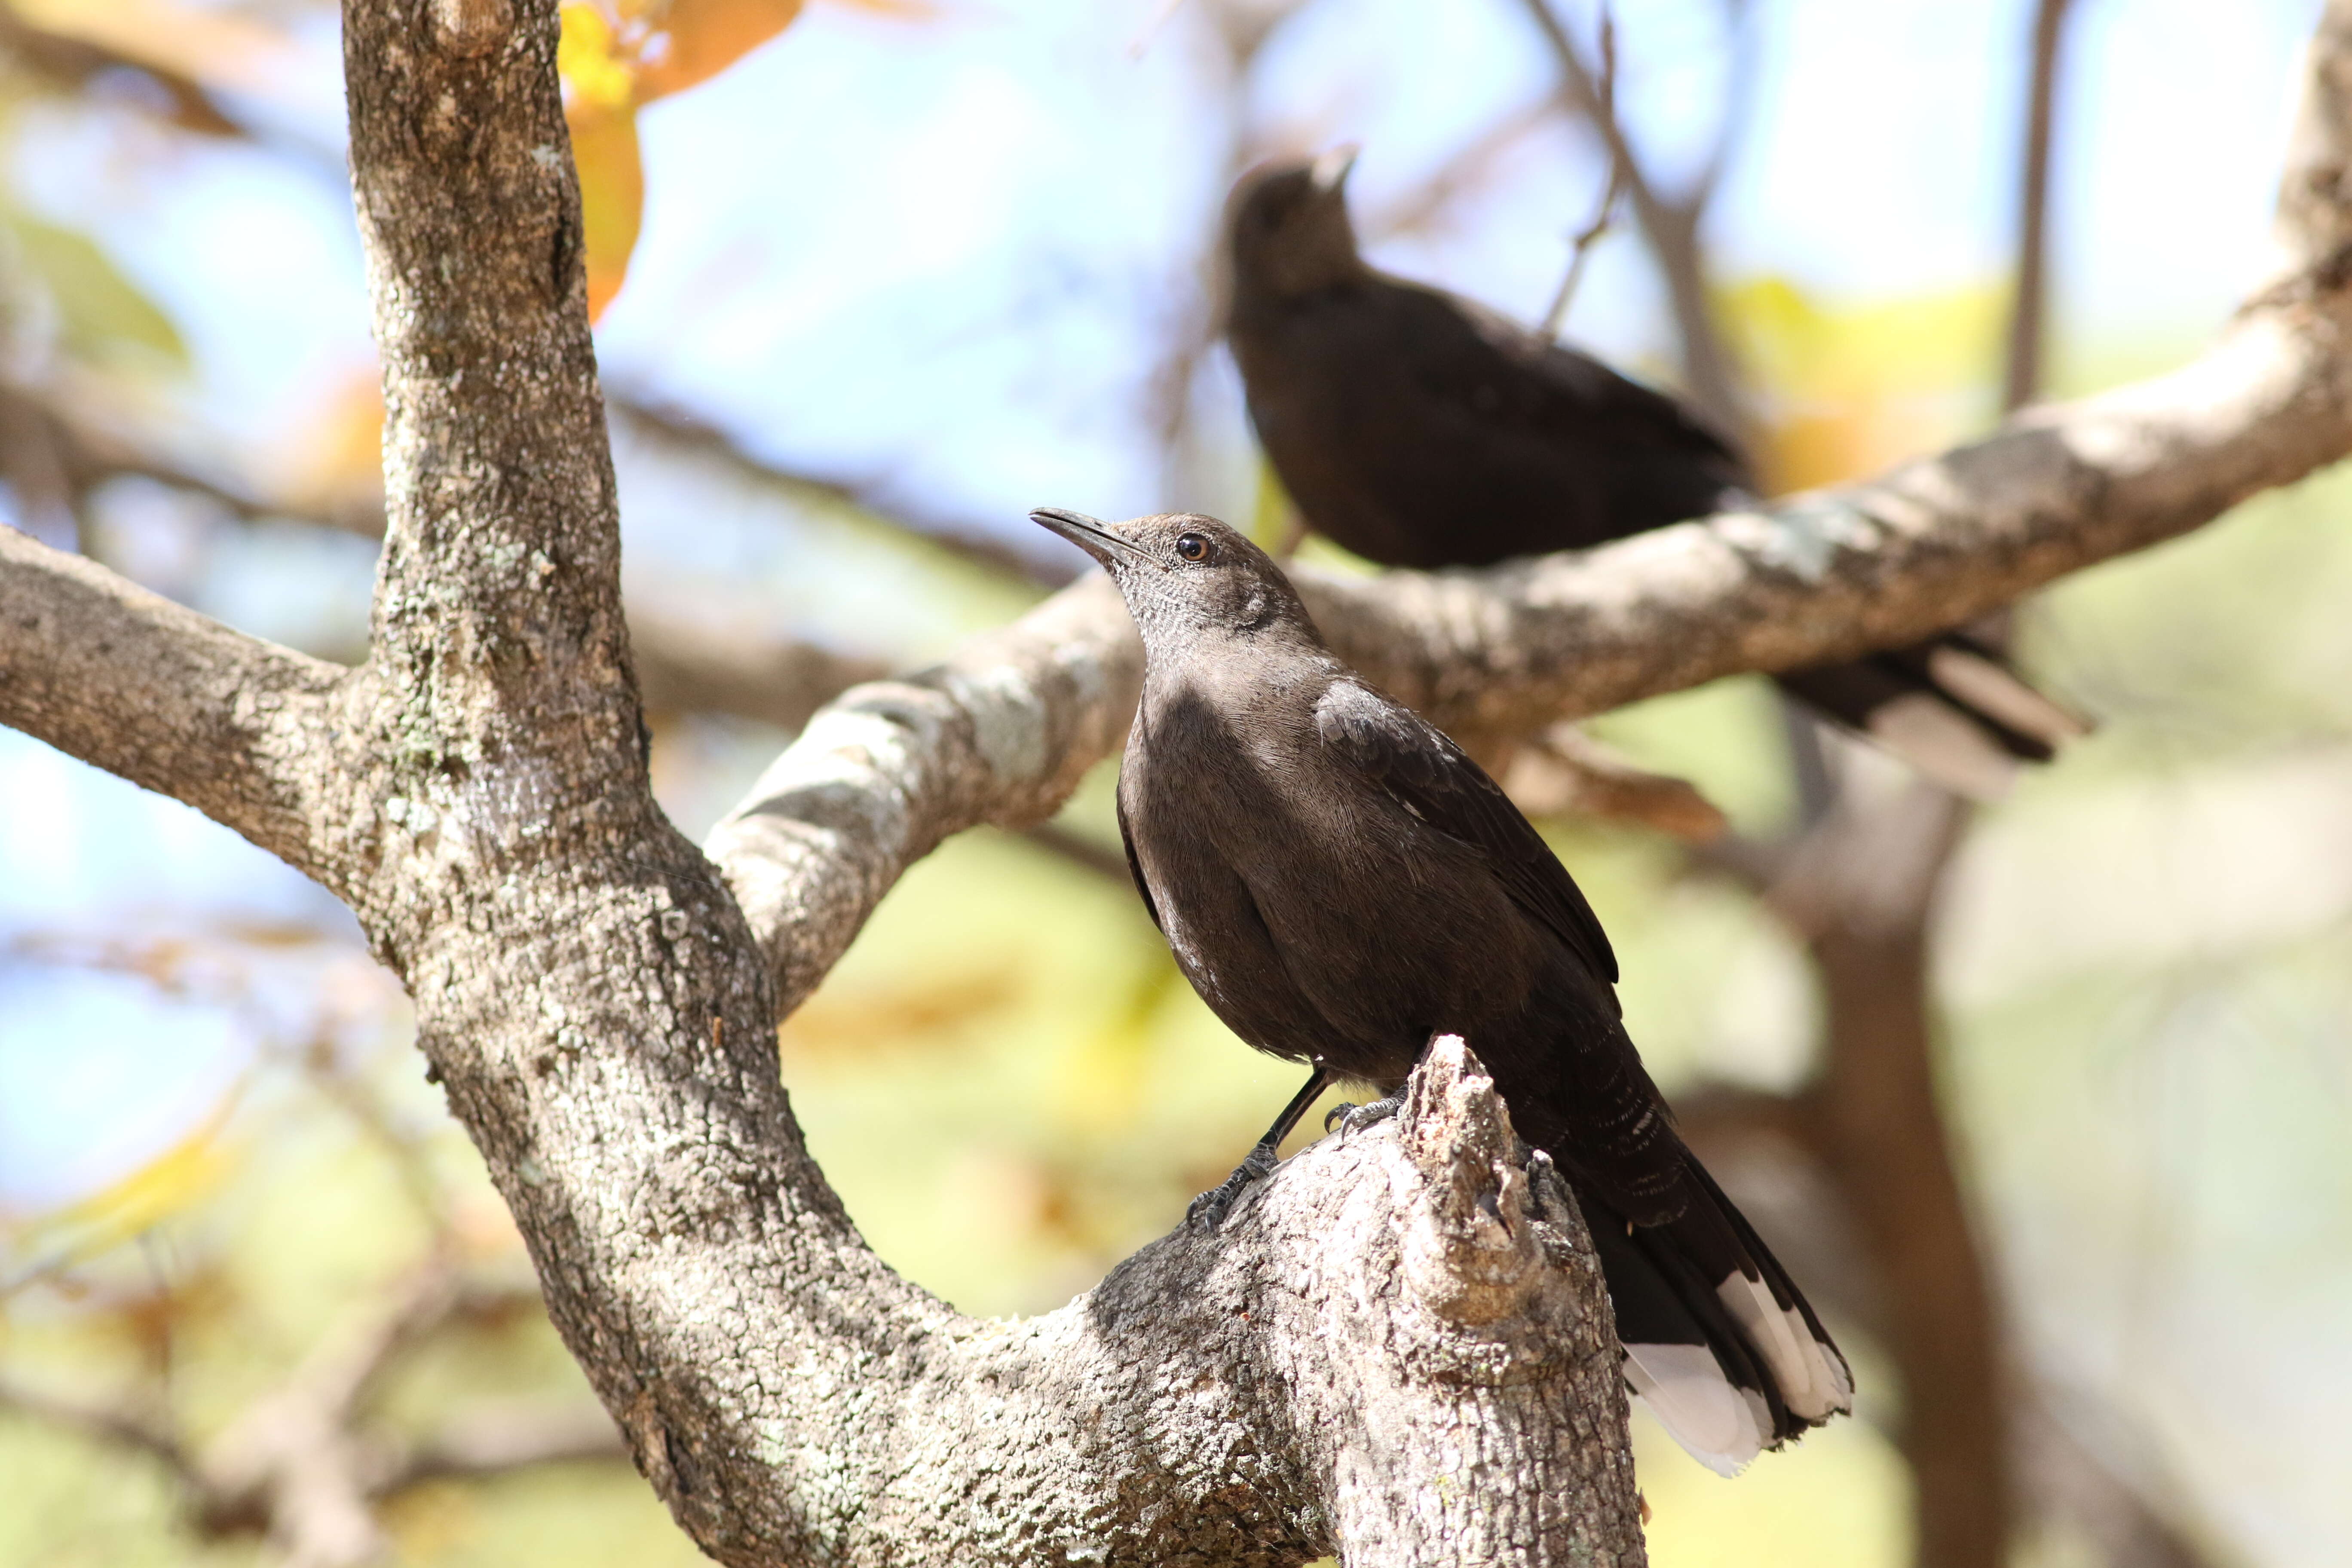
[5,1,2352,1564]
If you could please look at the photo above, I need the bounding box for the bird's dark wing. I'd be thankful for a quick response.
[1115,792,1164,934]
[1518,335,1746,477]
[1387,283,1752,495]
[1314,680,1618,987]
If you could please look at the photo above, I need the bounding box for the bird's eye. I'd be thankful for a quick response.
[1174,533,1211,563]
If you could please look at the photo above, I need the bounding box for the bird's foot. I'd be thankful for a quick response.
[1187,1140,1279,1231]
[1323,1091,1404,1139]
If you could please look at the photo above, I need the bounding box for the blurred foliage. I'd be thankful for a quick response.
[1718,273,2008,493]
[2,209,188,374]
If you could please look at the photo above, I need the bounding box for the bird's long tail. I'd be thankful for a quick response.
[1775,631,2089,801]
[1576,1162,1853,1476]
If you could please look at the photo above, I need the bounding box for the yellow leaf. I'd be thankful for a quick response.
[554,0,856,317]
[567,101,646,320]
[558,0,639,112]
[637,0,805,101]
[7,212,188,372]
[27,1099,241,1259]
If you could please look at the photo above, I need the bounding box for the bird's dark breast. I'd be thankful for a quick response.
[1124,682,1689,1221]
[1124,698,1557,1090]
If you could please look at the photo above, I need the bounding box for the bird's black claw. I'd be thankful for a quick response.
[1336,1090,1402,1142]
[1331,1092,1403,1140]
[1188,1143,1277,1230]
[1322,1102,1356,1134]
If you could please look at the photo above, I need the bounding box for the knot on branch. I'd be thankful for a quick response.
[432,0,513,58]
[1398,1036,1544,1327]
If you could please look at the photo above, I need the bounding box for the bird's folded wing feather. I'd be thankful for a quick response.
[1314,680,1619,988]
[1115,792,1164,934]
[1384,284,1747,478]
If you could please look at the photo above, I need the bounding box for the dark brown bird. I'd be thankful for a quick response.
[1224,151,2086,799]
[1033,505,1850,1476]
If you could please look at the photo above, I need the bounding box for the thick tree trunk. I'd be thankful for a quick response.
[1802,790,2006,1568]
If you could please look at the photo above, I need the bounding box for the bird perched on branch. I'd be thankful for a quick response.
[1223,151,2085,799]
[1032,505,1851,1476]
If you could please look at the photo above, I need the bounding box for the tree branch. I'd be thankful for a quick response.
[0,1376,198,1481]
[378,1401,629,1492]
[707,567,1141,1012]
[0,524,347,877]
[710,240,2352,1000]
[608,397,1069,587]
[628,603,888,731]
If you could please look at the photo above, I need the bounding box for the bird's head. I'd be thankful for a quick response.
[1225,147,1363,300]
[1029,509,1321,660]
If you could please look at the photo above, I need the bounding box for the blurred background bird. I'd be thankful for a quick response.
[1223,151,2089,801]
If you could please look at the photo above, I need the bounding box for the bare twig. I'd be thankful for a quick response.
[1,1256,578,1568]
[1513,0,1754,438]
[2006,0,2082,414]
[1140,0,1307,510]
[1019,821,1133,882]
[2019,1394,2236,1568]
[0,1376,199,1480]
[1539,5,1626,339]
[1363,95,1564,239]
[3,380,900,734]
[1502,722,1727,841]
[609,398,1066,587]
[378,1402,628,1492]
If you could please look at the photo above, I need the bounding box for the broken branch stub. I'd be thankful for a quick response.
[1221,1036,1643,1566]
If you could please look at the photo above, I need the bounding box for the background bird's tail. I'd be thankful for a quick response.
[1577,1163,1853,1476]
[1775,631,2089,801]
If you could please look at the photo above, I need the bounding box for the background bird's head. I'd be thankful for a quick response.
[1224,148,1363,301]
[1029,509,1321,661]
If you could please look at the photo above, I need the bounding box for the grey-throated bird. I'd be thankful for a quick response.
[1032,505,1850,1474]
[1223,152,2085,799]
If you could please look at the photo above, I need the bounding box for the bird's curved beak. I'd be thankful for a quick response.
[1030,507,1148,566]
[1309,143,1360,195]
